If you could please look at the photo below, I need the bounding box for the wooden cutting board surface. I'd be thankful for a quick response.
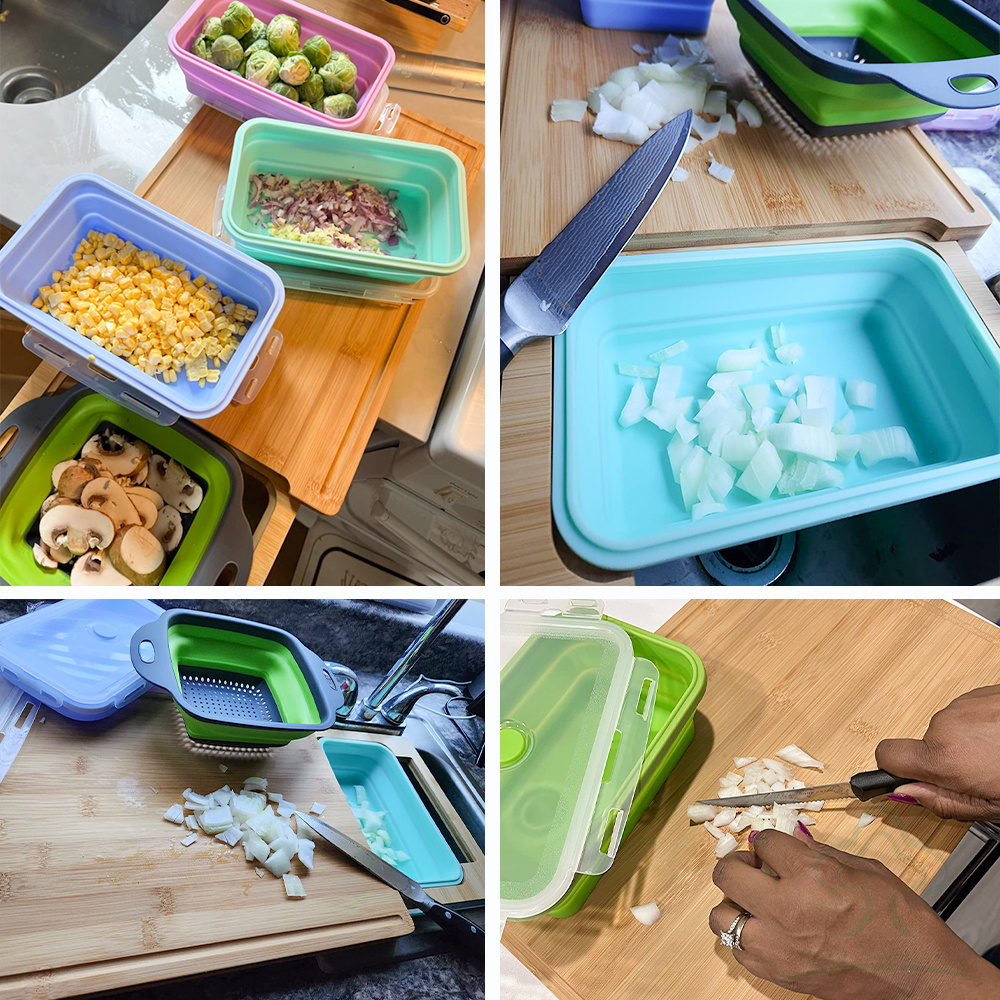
[502,599,1000,1000]
[0,698,412,999]
[136,106,483,515]
[500,0,991,270]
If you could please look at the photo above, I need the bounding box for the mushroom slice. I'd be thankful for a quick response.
[108,525,166,586]
[40,493,77,517]
[126,486,164,511]
[33,543,59,569]
[125,491,160,528]
[81,477,141,533]
[81,431,151,482]
[70,550,132,586]
[149,505,183,553]
[51,459,76,490]
[39,504,115,556]
[146,455,203,513]
[56,460,103,501]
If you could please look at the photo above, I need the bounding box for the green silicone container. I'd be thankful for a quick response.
[727,0,1000,135]
[0,387,252,586]
[545,615,706,918]
[222,118,470,283]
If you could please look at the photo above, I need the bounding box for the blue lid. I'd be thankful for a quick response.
[0,600,160,721]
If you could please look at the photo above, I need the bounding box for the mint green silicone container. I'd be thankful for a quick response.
[222,119,470,284]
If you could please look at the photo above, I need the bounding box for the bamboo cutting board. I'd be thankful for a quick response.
[135,106,483,515]
[502,599,1000,1000]
[500,0,991,270]
[0,699,413,1000]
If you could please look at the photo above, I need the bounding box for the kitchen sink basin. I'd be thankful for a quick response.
[0,0,170,103]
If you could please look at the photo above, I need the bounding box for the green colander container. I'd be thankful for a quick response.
[727,0,1000,135]
[130,609,343,747]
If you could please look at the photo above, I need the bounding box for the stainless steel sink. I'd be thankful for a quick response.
[0,0,170,103]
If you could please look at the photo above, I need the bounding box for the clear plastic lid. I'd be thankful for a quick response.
[0,600,160,721]
[499,600,658,919]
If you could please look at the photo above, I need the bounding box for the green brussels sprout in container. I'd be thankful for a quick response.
[301,35,332,69]
[200,16,224,41]
[319,54,357,94]
[211,34,245,70]
[322,93,358,119]
[245,49,280,87]
[266,14,300,57]
[269,81,300,102]
[310,98,326,112]
[318,61,344,95]
[243,38,270,57]
[278,52,311,86]
[348,83,360,101]
[192,34,213,61]
[220,1,254,39]
[296,72,324,105]
[241,17,268,48]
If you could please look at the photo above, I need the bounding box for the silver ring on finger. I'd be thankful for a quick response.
[719,911,748,950]
[731,912,752,951]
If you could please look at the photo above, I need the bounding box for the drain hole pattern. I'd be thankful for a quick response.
[179,669,280,722]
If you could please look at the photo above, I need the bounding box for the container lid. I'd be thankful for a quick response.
[499,600,658,919]
[0,600,160,721]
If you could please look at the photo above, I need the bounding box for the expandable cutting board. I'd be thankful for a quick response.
[500,0,992,270]
[502,599,1000,1000]
[135,105,483,516]
[0,698,413,1000]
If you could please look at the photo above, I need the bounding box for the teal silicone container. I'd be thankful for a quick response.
[552,239,1000,570]
[319,738,464,889]
[222,119,470,284]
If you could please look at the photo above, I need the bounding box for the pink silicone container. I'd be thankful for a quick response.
[169,0,395,132]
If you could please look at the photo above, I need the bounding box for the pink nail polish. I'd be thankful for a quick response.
[887,794,919,804]
[748,830,758,845]
[797,820,814,839]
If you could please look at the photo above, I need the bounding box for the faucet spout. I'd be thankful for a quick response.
[379,677,466,727]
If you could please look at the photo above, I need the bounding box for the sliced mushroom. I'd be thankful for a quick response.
[39,504,115,556]
[56,460,103,501]
[33,543,59,569]
[125,487,163,528]
[40,493,77,516]
[146,454,203,513]
[149,505,183,553]
[33,537,74,565]
[70,550,132,586]
[81,431,150,482]
[108,525,165,586]
[51,459,76,491]
[126,486,164,510]
[81,477,141,533]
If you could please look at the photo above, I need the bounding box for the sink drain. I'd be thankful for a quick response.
[698,533,796,586]
[1,66,63,104]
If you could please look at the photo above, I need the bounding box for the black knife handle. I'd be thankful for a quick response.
[420,898,485,952]
[851,769,907,801]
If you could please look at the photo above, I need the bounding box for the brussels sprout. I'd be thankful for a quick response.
[200,16,224,41]
[211,34,245,70]
[243,37,270,57]
[269,81,300,102]
[245,49,280,87]
[318,61,343,95]
[319,54,357,94]
[296,72,324,105]
[322,93,357,119]
[241,17,267,48]
[192,34,213,61]
[348,83,360,101]
[266,14,300,57]
[220,1,254,39]
[301,35,332,69]
[309,98,325,112]
[278,52,310,86]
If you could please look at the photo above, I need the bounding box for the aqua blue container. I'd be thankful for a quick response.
[580,0,715,34]
[223,119,470,285]
[552,239,1000,570]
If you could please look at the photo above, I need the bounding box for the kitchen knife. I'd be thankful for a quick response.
[697,769,908,808]
[500,109,693,376]
[296,812,484,951]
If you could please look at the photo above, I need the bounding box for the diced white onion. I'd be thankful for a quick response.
[619,378,650,427]
[215,825,243,847]
[858,812,876,828]
[310,803,326,816]
[181,832,198,847]
[715,833,739,857]
[687,803,718,823]
[703,88,727,116]
[717,347,763,372]
[671,166,689,182]
[283,873,307,898]
[618,362,659,378]
[767,423,837,461]
[742,384,770,410]
[630,901,662,925]
[242,777,267,791]
[735,440,782,501]
[550,99,588,122]
[775,745,825,770]
[845,379,877,409]
[736,99,762,127]
[859,427,918,467]
[775,343,804,365]
[707,154,735,183]
[650,340,688,362]
[734,757,757,768]
[704,820,725,840]
[163,804,185,825]
[712,808,738,827]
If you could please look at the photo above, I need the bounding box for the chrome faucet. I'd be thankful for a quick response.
[379,675,466,726]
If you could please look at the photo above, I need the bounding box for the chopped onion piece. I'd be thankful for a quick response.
[243,777,267,791]
[691,114,721,141]
[798,814,816,826]
[859,427,918,467]
[774,373,801,397]
[255,868,265,878]
[619,378,650,427]
[185,815,199,831]
[721,433,758,470]
[715,833,739,857]
[550,99,588,122]
[198,805,234,835]
[651,364,683,410]
[219,764,228,773]
[717,786,744,799]
[845,379,877,409]
[798,801,825,811]
[283,873,307,898]
[618,362,659,378]
[692,501,727,521]
[630,901,662,926]
[264,847,293,877]
[775,342,804,365]
[735,440,782,501]
[183,789,210,807]
[717,347,763,372]
[310,803,326,816]
[216,825,243,847]
[267,792,283,804]
[244,830,270,864]
[297,839,315,870]
[712,807,738,827]
[858,812,876,828]
[593,95,650,145]
[650,340,688,362]
[667,432,694,484]
[761,759,794,781]
[717,112,737,135]
[775,744,825,770]
[703,820,725,840]
[675,412,698,443]
[687,805,717,826]
[736,99,762,127]
[671,166,689,182]
[181,832,198,847]
[163,804,185,825]
[743,384,770,410]
[707,154,735,183]
[703,88,727,116]
[276,800,297,818]
[767,423,837,462]
[734,757,757,768]
[708,370,753,390]
[681,136,700,155]
[779,398,800,424]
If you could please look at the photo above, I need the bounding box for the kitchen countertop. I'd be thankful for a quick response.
[0,599,484,1000]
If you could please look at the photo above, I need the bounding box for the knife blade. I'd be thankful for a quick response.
[296,812,484,952]
[697,769,907,808]
[500,109,693,374]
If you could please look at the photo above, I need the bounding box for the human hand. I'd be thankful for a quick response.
[876,685,1000,821]
[708,827,999,1000]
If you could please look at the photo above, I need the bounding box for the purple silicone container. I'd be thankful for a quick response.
[169,0,395,132]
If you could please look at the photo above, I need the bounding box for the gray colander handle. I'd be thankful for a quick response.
[130,618,183,700]
[855,56,1000,110]
[0,390,79,492]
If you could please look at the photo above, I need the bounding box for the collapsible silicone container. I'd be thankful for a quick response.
[548,615,706,917]
[0,600,160,721]
[552,239,1000,571]
[580,0,715,35]
[223,119,470,283]
[320,738,464,889]
[499,601,659,920]
[168,0,395,133]
[0,387,253,586]
[0,174,285,425]
[727,0,1000,135]
[131,609,344,746]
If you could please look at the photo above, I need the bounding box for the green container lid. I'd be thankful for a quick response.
[499,601,658,920]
